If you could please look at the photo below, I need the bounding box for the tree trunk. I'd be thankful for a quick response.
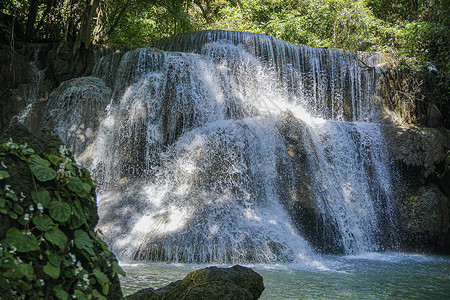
[25,0,40,41]
[73,0,99,54]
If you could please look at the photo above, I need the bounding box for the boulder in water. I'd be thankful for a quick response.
[126,265,264,300]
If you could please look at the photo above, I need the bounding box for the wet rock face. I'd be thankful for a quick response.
[276,112,343,254]
[382,124,448,177]
[400,184,450,252]
[126,265,265,300]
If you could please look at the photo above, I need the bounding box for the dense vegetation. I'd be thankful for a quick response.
[1,1,448,66]
[0,0,448,108]
[0,127,125,299]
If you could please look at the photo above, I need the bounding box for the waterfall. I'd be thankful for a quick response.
[29,30,397,263]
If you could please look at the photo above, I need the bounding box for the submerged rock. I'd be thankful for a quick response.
[126,265,264,300]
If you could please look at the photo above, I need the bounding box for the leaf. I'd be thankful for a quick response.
[13,203,24,215]
[47,250,62,267]
[44,227,68,250]
[0,170,10,179]
[18,263,34,281]
[69,199,87,229]
[47,155,60,165]
[33,214,56,231]
[54,285,69,300]
[92,289,107,300]
[49,201,71,222]
[43,262,60,279]
[5,191,18,201]
[5,228,39,252]
[82,183,91,193]
[112,261,126,277]
[74,230,94,256]
[74,290,89,300]
[27,154,57,182]
[31,186,52,208]
[0,197,5,208]
[93,268,110,285]
[8,210,18,219]
[67,177,88,197]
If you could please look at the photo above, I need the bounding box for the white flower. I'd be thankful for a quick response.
[1,161,7,168]
[24,213,30,221]
[29,205,34,211]
[20,192,25,199]
[5,185,11,191]
[82,274,89,282]
[37,203,44,212]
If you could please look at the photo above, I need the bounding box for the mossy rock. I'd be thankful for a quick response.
[0,122,125,299]
[126,265,264,300]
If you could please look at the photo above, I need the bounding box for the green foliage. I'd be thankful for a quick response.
[0,139,125,299]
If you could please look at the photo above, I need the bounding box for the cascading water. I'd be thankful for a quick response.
[27,30,398,263]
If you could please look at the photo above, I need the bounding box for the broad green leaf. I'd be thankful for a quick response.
[54,285,69,300]
[43,262,60,279]
[47,250,62,266]
[5,191,18,201]
[82,183,91,193]
[49,201,71,222]
[18,263,34,281]
[92,289,107,300]
[44,227,68,250]
[93,268,110,285]
[67,177,88,197]
[0,197,5,208]
[74,229,94,256]
[102,282,110,295]
[47,154,60,165]
[69,199,87,229]
[112,261,126,277]
[31,186,52,207]
[13,203,24,215]
[27,154,56,182]
[0,170,9,179]
[74,290,89,300]
[33,214,56,231]
[8,210,18,219]
[5,228,39,252]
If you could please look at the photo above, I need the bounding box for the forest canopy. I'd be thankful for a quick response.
[1,0,449,73]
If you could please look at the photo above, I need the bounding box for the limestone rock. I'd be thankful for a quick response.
[276,111,342,253]
[35,76,111,165]
[382,124,448,177]
[126,265,264,300]
[400,184,450,251]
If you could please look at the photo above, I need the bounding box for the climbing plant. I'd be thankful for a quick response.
[0,139,125,300]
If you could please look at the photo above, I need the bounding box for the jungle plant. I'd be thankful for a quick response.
[0,139,125,300]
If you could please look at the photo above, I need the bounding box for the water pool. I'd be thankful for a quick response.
[120,252,450,299]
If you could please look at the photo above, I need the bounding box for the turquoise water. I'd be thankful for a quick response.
[120,253,450,299]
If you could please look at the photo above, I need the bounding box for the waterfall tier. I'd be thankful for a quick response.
[26,30,397,263]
